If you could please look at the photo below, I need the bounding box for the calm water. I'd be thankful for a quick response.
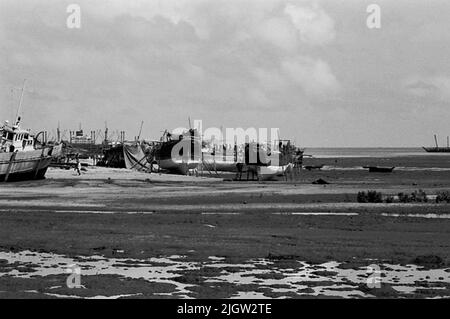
[301,148,450,169]
[305,148,439,158]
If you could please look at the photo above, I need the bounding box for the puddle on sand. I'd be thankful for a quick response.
[273,212,359,216]
[0,250,197,297]
[0,250,448,299]
[43,293,143,299]
[381,213,450,219]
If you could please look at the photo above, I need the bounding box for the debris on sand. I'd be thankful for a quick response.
[312,178,329,185]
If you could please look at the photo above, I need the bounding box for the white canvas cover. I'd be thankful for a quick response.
[123,143,152,172]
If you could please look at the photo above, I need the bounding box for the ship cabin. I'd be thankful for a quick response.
[0,121,35,153]
[70,129,93,145]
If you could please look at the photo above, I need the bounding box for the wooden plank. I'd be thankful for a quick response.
[34,148,46,179]
[4,152,18,182]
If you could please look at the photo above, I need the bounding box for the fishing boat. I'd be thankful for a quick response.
[423,135,450,153]
[0,118,62,181]
[0,81,62,181]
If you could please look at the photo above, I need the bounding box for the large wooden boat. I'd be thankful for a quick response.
[150,129,201,175]
[202,139,304,180]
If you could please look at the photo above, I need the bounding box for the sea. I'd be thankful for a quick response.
[305,147,444,158]
[302,148,450,170]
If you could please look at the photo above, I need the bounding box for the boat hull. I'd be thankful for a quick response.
[158,159,199,175]
[259,165,289,181]
[154,138,201,175]
[0,145,61,182]
[423,147,450,153]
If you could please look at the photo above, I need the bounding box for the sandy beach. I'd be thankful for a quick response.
[0,154,449,299]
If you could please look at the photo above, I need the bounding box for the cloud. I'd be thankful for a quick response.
[404,76,450,102]
[253,17,298,51]
[284,2,335,46]
[11,0,449,147]
[281,57,340,96]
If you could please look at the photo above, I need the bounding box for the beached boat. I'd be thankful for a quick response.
[150,129,201,175]
[0,118,62,181]
[258,165,291,181]
[201,139,304,181]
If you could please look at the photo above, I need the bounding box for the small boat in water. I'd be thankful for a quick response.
[363,166,395,173]
[0,118,62,181]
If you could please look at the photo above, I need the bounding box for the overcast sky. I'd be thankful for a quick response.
[1,0,450,147]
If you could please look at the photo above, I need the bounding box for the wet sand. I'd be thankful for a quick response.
[0,161,450,299]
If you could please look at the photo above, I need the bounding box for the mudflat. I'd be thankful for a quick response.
[0,162,449,299]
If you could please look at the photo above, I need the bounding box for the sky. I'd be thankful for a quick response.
[1,0,450,147]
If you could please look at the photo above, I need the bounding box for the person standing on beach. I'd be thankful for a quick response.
[75,155,82,176]
[76,160,82,176]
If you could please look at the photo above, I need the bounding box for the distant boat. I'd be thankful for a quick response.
[304,164,324,170]
[423,147,450,153]
[0,118,62,181]
[423,134,450,153]
[363,166,395,173]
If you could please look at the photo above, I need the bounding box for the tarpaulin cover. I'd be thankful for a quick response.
[123,143,152,172]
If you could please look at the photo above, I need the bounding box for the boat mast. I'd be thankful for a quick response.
[104,121,108,145]
[447,136,449,148]
[15,79,27,125]
[434,134,439,148]
[57,122,61,142]
[137,120,144,141]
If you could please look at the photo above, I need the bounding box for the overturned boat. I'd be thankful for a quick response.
[0,118,62,181]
